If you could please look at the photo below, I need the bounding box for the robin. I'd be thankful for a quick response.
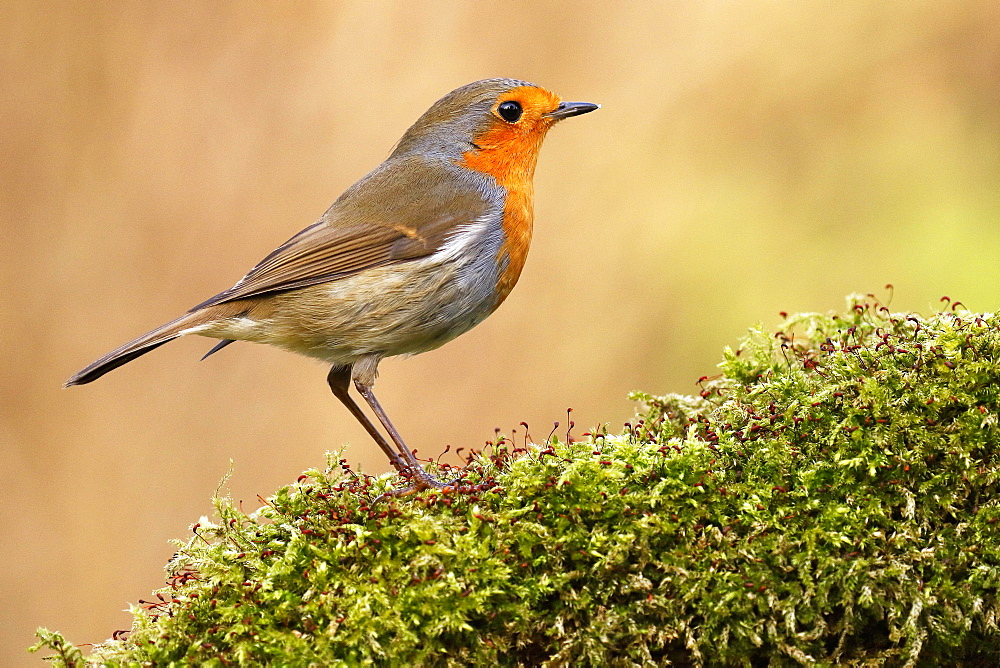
[66,78,599,492]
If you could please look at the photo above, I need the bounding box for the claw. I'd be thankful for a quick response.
[372,470,463,504]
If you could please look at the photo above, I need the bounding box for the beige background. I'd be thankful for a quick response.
[4,2,999,663]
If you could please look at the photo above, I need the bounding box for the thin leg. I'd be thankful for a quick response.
[326,366,406,473]
[354,380,445,488]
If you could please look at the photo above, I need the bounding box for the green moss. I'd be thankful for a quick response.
[33,296,1000,665]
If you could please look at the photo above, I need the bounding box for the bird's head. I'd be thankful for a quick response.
[392,78,599,182]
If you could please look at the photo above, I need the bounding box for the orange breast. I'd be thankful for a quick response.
[460,148,537,308]
[458,86,559,308]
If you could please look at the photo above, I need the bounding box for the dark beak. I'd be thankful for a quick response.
[546,101,601,120]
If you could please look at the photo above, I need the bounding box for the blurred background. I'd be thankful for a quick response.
[3,1,999,662]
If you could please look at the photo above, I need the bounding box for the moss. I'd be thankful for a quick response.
[33,295,1000,665]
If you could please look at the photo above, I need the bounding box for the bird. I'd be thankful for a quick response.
[65,78,599,493]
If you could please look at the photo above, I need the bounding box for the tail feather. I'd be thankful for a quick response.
[201,338,236,361]
[65,314,201,387]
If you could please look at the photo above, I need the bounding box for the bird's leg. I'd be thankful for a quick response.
[347,355,446,490]
[326,366,406,474]
[353,381,445,489]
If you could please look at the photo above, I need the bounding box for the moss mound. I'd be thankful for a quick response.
[34,296,1000,665]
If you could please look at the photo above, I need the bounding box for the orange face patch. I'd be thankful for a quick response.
[458,86,563,308]
[460,86,563,184]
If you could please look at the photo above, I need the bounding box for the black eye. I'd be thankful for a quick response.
[497,100,522,123]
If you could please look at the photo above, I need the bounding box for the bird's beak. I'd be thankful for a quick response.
[545,101,601,120]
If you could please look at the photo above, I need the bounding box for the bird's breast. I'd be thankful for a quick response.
[457,148,538,310]
[492,182,533,308]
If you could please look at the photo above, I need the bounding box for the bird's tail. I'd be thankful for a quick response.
[64,312,204,387]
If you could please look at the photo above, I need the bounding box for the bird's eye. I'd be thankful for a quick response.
[497,100,523,123]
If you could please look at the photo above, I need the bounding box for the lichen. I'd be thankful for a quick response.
[33,295,1000,666]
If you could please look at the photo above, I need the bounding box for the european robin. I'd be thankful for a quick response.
[66,78,599,492]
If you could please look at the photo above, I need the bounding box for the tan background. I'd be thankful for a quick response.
[4,1,999,663]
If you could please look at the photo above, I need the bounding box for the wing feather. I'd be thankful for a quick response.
[191,157,492,311]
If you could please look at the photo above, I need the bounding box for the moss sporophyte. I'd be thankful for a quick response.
[33,295,1000,665]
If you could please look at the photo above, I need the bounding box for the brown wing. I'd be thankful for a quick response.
[191,156,490,311]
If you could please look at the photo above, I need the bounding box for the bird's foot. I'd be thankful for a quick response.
[372,467,462,504]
